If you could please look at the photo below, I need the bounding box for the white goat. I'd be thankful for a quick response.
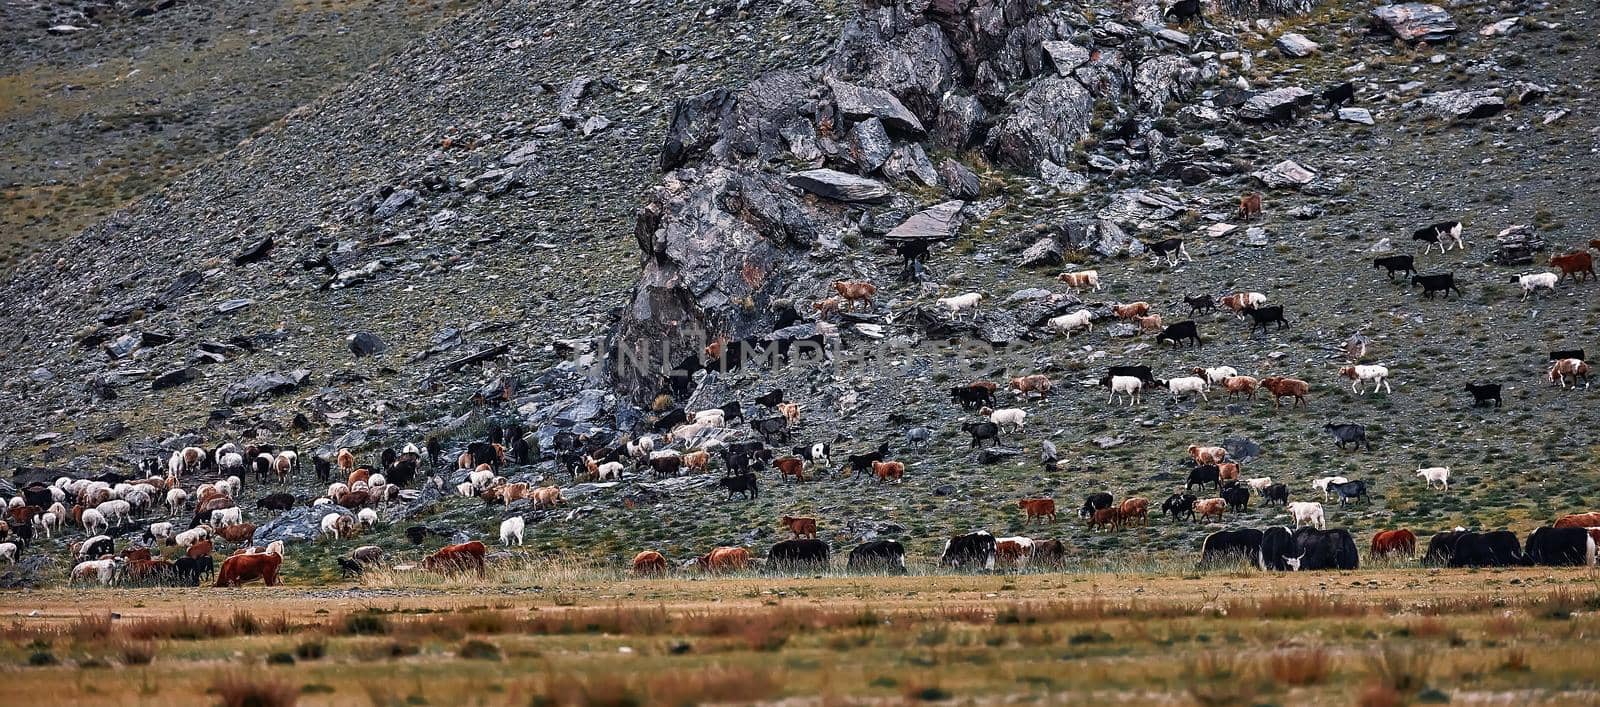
[1165,376,1209,401]
[1048,310,1093,337]
[500,516,525,546]
[1518,272,1558,301]
[937,292,984,321]
[1288,501,1325,530]
[1416,466,1450,490]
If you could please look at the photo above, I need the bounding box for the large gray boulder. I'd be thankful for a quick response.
[1417,90,1504,121]
[986,77,1094,173]
[1252,160,1318,189]
[1371,4,1458,43]
[885,200,965,240]
[826,78,927,136]
[1062,218,1146,259]
[253,506,351,546]
[223,369,310,406]
[850,117,895,173]
[1238,87,1312,121]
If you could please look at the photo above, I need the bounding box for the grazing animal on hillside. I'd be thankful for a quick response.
[1238,191,1262,220]
[1515,272,1559,301]
[1056,270,1101,292]
[1199,529,1263,568]
[1261,483,1290,506]
[631,550,668,576]
[1554,512,1600,529]
[695,546,751,573]
[1163,0,1201,23]
[940,531,996,570]
[769,539,830,570]
[1412,221,1464,254]
[1101,375,1144,406]
[1222,376,1259,399]
[1244,305,1289,333]
[1048,310,1094,337]
[1371,529,1417,559]
[1157,320,1202,348]
[1288,501,1325,530]
[1162,493,1197,521]
[1465,382,1502,407]
[1009,375,1053,399]
[1113,301,1152,319]
[1192,366,1237,385]
[1146,238,1191,264]
[1018,499,1056,524]
[781,516,818,539]
[1411,272,1461,299]
[1163,376,1209,401]
[1312,476,1349,502]
[1079,492,1113,519]
[1188,445,1227,465]
[499,516,525,546]
[1186,465,1221,493]
[424,541,488,576]
[832,280,877,310]
[937,292,984,321]
[1221,484,1250,512]
[1260,377,1309,409]
[1373,255,1416,280]
[950,382,997,409]
[1137,314,1164,332]
[1525,527,1597,567]
[1549,358,1590,389]
[1219,292,1266,317]
[871,460,905,483]
[1416,466,1451,490]
[717,473,758,500]
[848,540,907,573]
[1328,480,1369,506]
[982,407,1027,432]
[1119,497,1149,526]
[962,421,1001,448]
[215,548,282,587]
[1322,81,1355,108]
[1323,423,1370,451]
[1183,294,1216,315]
[1550,251,1595,283]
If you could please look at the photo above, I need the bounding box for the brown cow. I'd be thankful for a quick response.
[832,280,877,311]
[1370,529,1417,558]
[631,550,668,576]
[125,558,174,584]
[682,450,711,473]
[1188,445,1227,465]
[192,497,236,527]
[1017,498,1057,524]
[215,551,282,587]
[216,523,256,543]
[1010,374,1053,398]
[1551,251,1595,283]
[1088,507,1122,531]
[781,516,817,539]
[1194,498,1226,521]
[348,468,371,486]
[458,452,476,470]
[1222,376,1259,399]
[773,457,806,483]
[995,538,1032,568]
[1056,270,1101,292]
[871,460,904,483]
[336,448,355,472]
[1554,512,1600,529]
[968,380,999,396]
[336,491,373,509]
[186,539,214,559]
[1112,302,1151,319]
[696,546,750,573]
[1238,191,1262,220]
[423,541,487,577]
[1260,377,1310,408]
[1217,462,1241,483]
[1118,497,1149,526]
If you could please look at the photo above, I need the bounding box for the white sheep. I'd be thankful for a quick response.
[210,507,243,527]
[937,292,984,322]
[693,409,726,427]
[1106,376,1144,406]
[468,469,496,490]
[1048,310,1093,337]
[1518,272,1558,301]
[72,557,126,586]
[222,476,241,497]
[327,482,350,498]
[1311,476,1349,502]
[173,526,210,548]
[166,488,189,516]
[1416,466,1450,490]
[983,407,1028,433]
[33,513,56,538]
[219,452,244,474]
[80,508,108,534]
[1288,501,1325,530]
[626,436,656,458]
[368,473,387,488]
[357,508,379,528]
[320,513,352,540]
[1339,365,1391,395]
[148,522,175,543]
[1165,376,1209,401]
[500,516,525,546]
[1246,477,1273,492]
[0,542,17,563]
[597,461,625,481]
[456,482,476,497]
[7,497,22,509]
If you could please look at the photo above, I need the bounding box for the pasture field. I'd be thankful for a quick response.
[3,567,1600,705]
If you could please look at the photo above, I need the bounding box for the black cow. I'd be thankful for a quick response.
[1263,527,1360,571]
[1373,255,1416,279]
[7,521,33,548]
[1411,272,1461,299]
[1163,0,1201,23]
[1465,383,1502,407]
[1157,320,1202,348]
[1221,484,1250,512]
[1186,464,1221,492]
[1322,81,1355,109]
[718,473,758,500]
[1107,365,1158,386]
[1080,492,1113,518]
[940,531,996,570]
[21,484,52,509]
[1423,530,1465,567]
[718,400,746,426]
[1525,527,1595,567]
[962,421,1001,448]
[312,456,332,483]
[1323,423,1370,451]
[1244,305,1289,332]
[769,540,830,570]
[1199,529,1264,569]
[848,540,907,573]
[652,408,689,433]
[255,493,295,511]
[1328,480,1368,506]
[175,556,213,586]
[754,389,785,408]
[1183,294,1216,315]
[665,355,702,398]
[949,385,993,410]
[1449,530,1526,567]
[1549,349,1586,362]
[750,416,791,443]
[1162,492,1197,520]
[425,436,442,468]
[845,443,891,476]
[1261,483,1290,506]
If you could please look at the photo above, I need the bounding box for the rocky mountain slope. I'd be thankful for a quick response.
[1,0,1597,581]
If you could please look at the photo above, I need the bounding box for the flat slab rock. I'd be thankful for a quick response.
[885,200,965,240]
[1252,159,1318,189]
[1238,87,1311,121]
[1418,90,1504,121]
[787,169,891,203]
